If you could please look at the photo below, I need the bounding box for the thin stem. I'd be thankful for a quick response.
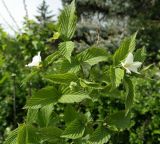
[12,74,17,128]
[0,12,17,33]
[23,0,29,18]
[96,28,100,44]
[1,0,20,31]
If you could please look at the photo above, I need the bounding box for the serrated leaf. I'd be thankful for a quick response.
[79,78,104,89]
[59,58,81,73]
[134,47,146,62]
[85,56,108,66]
[109,66,116,89]
[26,86,59,108]
[17,124,27,144]
[27,125,41,144]
[115,68,124,87]
[58,41,74,62]
[124,77,134,111]
[113,32,137,66]
[64,105,78,124]
[77,47,108,66]
[4,129,18,144]
[44,51,60,66]
[44,72,78,84]
[59,91,91,103]
[89,127,111,144]
[61,118,85,139]
[110,67,124,89]
[26,108,38,124]
[129,32,137,52]
[59,85,71,94]
[58,0,77,40]
[108,111,131,129]
[39,126,63,143]
[37,104,53,127]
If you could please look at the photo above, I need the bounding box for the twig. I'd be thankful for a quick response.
[1,0,20,31]
[23,0,29,18]
[12,73,17,128]
[0,12,17,33]
[96,28,100,44]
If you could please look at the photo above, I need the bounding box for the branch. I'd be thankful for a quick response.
[23,0,29,19]
[1,0,20,31]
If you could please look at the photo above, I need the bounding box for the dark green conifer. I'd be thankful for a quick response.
[35,0,54,25]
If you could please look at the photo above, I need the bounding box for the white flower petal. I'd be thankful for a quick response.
[126,68,131,74]
[121,53,142,74]
[128,63,141,73]
[32,52,41,63]
[26,52,41,67]
[124,52,133,64]
[127,65,139,74]
[121,62,125,67]
[128,62,142,74]
[132,62,142,68]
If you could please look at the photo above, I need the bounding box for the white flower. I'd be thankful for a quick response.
[25,52,41,67]
[121,52,142,74]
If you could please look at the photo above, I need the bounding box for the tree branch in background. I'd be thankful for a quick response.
[0,12,17,33]
[12,73,17,128]
[23,0,29,19]
[1,0,20,31]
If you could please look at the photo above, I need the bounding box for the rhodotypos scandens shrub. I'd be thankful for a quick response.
[5,1,146,144]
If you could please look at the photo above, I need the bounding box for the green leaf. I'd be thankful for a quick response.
[39,126,63,143]
[58,0,77,40]
[110,67,124,89]
[26,86,59,108]
[59,58,81,73]
[61,118,85,139]
[4,129,18,144]
[26,108,38,124]
[27,125,41,144]
[109,66,116,89]
[0,72,9,84]
[141,64,153,72]
[64,105,78,124]
[124,77,134,111]
[77,47,108,66]
[52,32,60,40]
[44,72,78,84]
[59,91,91,103]
[108,111,131,129]
[79,78,104,89]
[21,70,38,86]
[38,104,53,127]
[128,32,137,52]
[134,47,146,62]
[58,41,74,62]
[17,124,27,144]
[44,51,60,66]
[113,32,137,66]
[115,68,124,87]
[153,130,160,135]
[89,126,111,144]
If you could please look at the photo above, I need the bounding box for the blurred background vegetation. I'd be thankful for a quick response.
[0,0,160,143]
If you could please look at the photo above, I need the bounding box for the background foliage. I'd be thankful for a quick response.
[0,0,160,143]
